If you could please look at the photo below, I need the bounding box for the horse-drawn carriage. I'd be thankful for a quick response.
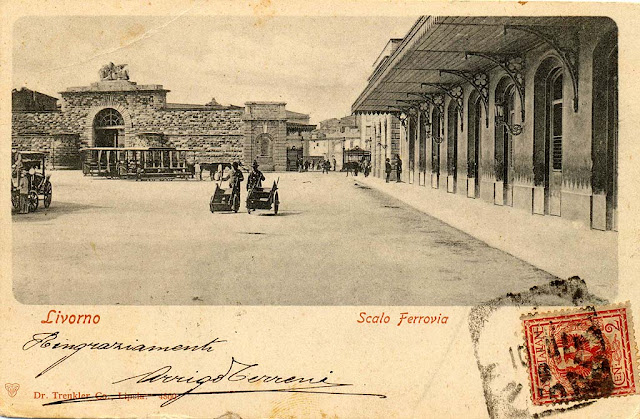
[11,151,52,213]
[81,147,195,180]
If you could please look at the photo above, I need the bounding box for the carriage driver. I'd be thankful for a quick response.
[247,160,265,191]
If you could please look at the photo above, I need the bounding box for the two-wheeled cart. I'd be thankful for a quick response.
[246,180,279,215]
[209,183,241,213]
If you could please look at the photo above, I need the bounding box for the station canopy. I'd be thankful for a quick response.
[351,16,590,114]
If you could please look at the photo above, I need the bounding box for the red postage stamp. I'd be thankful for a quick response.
[522,304,639,406]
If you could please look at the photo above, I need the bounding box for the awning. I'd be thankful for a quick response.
[352,16,590,114]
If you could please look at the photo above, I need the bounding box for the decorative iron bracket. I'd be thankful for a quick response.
[405,93,434,126]
[421,82,464,131]
[440,69,490,127]
[465,52,525,122]
[504,24,579,112]
[393,101,417,133]
[496,118,523,136]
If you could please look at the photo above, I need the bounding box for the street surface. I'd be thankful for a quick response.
[12,171,557,305]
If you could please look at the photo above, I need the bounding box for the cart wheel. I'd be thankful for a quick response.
[273,193,279,215]
[209,195,215,213]
[232,194,240,213]
[43,182,52,208]
[28,190,38,212]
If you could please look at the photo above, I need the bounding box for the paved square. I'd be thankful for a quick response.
[12,171,558,305]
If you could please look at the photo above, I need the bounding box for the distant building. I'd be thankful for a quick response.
[12,87,58,111]
[12,65,313,171]
[301,115,362,171]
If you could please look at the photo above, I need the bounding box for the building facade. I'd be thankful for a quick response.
[353,16,618,231]
[12,87,59,111]
[12,66,310,171]
[303,115,362,171]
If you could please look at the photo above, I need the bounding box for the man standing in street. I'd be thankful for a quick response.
[18,170,30,214]
[332,157,337,171]
[385,158,392,183]
[223,161,244,199]
[396,154,402,183]
[247,160,265,190]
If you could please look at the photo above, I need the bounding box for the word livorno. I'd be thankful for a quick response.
[23,332,226,378]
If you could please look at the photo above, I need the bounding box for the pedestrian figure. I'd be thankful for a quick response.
[396,154,402,183]
[223,161,244,201]
[136,163,143,181]
[247,160,265,190]
[385,158,392,183]
[364,160,371,177]
[213,164,224,181]
[332,158,337,171]
[19,170,30,214]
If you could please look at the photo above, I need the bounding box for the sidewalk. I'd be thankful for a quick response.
[353,175,618,301]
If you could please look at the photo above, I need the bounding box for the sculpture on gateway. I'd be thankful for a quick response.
[99,62,130,81]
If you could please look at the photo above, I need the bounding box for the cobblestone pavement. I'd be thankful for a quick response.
[12,171,558,305]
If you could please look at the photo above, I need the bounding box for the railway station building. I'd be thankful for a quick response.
[353,16,618,231]
[12,66,314,172]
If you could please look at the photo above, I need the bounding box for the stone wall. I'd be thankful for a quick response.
[165,134,244,162]
[12,111,76,137]
[12,132,81,169]
[12,103,245,165]
[242,103,288,171]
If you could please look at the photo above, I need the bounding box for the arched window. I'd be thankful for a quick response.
[94,108,124,128]
[93,108,125,147]
[256,133,272,157]
[548,69,563,172]
[533,56,564,216]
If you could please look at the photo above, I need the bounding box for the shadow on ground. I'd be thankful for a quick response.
[11,201,106,222]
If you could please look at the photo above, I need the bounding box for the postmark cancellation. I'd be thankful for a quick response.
[521,303,639,406]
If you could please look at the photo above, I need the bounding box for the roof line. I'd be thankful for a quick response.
[352,16,438,113]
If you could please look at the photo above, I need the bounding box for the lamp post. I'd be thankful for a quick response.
[342,136,346,168]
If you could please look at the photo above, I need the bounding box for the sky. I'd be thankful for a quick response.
[12,15,417,124]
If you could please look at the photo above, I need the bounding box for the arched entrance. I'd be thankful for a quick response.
[592,29,618,231]
[447,101,459,193]
[467,91,482,198]
[533,57,564,216]
[418,108,427,186]
[495,78,517,206]
[408,115,416,184]
[93,108,125,147]
[431,108,442,188]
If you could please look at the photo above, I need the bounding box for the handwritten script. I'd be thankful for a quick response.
[23,332,386,407]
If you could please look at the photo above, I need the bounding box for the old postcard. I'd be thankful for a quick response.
[1,0,639,417]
